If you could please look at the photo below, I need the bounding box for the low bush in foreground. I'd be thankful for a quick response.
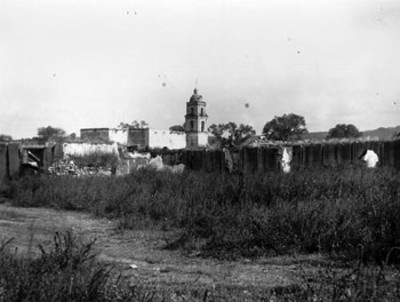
[0,232,154,302]
[9,167,400,263]
[1,232,400,302]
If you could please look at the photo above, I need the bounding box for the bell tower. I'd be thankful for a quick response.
[184,88,208,149]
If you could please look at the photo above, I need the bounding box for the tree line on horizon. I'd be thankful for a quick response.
[1,115,398,147]
[172,113,365,149]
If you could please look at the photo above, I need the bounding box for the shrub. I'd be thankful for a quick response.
[0,232,138,302]
[8,167,400,263]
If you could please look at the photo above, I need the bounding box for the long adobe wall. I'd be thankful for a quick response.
[163,139,400,173]
[1,140,399,188]
[290,140,400,170]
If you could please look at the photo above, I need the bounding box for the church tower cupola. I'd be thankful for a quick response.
[184,88,208,149]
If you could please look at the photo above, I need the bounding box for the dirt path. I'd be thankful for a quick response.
[0,202,318,294]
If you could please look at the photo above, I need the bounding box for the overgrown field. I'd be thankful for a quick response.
[6,167,400,264]
[2,231,400,301]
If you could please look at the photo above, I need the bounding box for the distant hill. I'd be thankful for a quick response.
[302,125,400,141]
[362,126,400,140]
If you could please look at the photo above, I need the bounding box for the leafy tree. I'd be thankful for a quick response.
[0,134,12,142]
[169,125,185,132]
[326,124,362,140]
[262,113,308,141]
[65,132,78,142]
[37,126,66,142]
[118,120,148,129]
[209,122,256,149]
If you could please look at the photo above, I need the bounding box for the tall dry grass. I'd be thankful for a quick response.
[8,167,400,263]
[0,231,157,302]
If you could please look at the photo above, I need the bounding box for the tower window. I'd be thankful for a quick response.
[200,108,204,116]
[190,121,194,130]
[190,108,194,115]
[201,121,205,132]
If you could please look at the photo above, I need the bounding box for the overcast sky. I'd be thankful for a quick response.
[1,0,399,139]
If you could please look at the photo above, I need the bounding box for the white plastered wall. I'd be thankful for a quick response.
[109,128,128,145]
[63,143,119,157]
[149,129,186,149]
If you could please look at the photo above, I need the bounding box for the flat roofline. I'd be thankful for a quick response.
[80,128,110,131]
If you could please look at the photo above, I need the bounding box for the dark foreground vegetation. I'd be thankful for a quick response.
[7,167,400,263]
[1,231,400,301]
[2,167,400,301]
[0,232,133,302]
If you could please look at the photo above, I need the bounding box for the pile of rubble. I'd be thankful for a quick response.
[47,158,112,176]
[148,155,185,173]
[47,152,185,177]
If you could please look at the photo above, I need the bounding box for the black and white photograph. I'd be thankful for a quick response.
[1,0,400,300]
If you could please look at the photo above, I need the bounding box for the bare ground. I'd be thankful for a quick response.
[0,202,322,298]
